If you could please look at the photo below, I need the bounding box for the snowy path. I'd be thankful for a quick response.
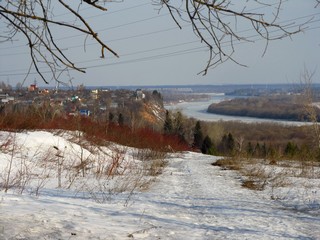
[1,151,320,239]
[131,152,320,239]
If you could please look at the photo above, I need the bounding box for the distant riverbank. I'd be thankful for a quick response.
[165,94,311,125]
[207,95,318,123]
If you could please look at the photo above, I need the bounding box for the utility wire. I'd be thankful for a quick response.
[1,1,318,75]
[1,11,319,55]
[1,17,319,74]
[0,0,306,50]
[1,23,319,77]
[0,1,155,49]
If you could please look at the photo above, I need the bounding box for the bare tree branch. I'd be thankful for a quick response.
[83,0,108,11]
[58,0,119,58]
[0,0,118,83]
[301,67,320,150]
[0,0,317,83]
[156,0,306,75]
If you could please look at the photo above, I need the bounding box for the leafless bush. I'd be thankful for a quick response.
[0,132,13,153]
[133,148,167,161]
[297,161,320,179]
[81,180,113,204]
[211,157,242,171]
[143,159,168,176]
[94,153,109,180]
[241,164,269,179]
[131,148,168,176]
[241,164,270,191]
[0,130,169,205]
[106,150,125,176]
[269,174,291,200]
[14,157,33,194]
[2,132,18,192]
[30,149,55,196]
[67,145,151,203]
[1,133,56,195]
[78,162,152,204]
[213,153,320,211]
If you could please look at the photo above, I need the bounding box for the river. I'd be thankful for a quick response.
[165,94,310,126]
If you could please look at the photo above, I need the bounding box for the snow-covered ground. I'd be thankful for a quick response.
[0,131,319,239]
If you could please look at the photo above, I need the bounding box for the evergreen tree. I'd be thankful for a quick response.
[227,133,235,153]
[267,145,277,164]
[118,113,124,126]
[246,142,254,157]
[152,90,162,100]
[261,142,267,159]
[201,135,215,155]
[284,141,298,158]
[255,142,261,157]
[163,110,173,134]
[193,121,204,149]
[174,111,185,141]
[218,134,228,154]
[109,112,114,122]
[218,132,235,155]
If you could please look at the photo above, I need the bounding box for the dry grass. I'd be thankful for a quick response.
[212,155,320,194]
[241,180,264,191]
[211,157,242,171]
[0,130,171,204]
[143,159,168,176]
[133,148,168,161]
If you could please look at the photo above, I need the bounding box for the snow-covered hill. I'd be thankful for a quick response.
[0,131,319,239]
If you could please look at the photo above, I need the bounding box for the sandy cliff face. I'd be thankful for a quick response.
[140,101,166,129]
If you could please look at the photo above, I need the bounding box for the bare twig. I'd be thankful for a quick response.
[0,0,118,83]
[157,0,305,74]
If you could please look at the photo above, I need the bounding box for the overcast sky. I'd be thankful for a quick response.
[0,0,319,87]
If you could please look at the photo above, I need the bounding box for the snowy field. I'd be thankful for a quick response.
[0,131,320,239]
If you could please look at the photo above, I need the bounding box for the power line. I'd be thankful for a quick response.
[1,24,319,77]
[0,23,190,57]
[85,2,151,19]
[1,1,319,75]
[56,1,150,19]
[53,13,170,42]
[1,11,319,55]
[0,1,155,49]
[0,12,170,49]
[82,26,320,70]
[1,16,319,74]
[1,1,315,51]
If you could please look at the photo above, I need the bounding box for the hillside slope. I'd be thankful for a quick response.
[0,131,319,239]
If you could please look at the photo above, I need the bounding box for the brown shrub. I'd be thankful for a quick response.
[241,180,264,191]
[0,111,190,152]
[211,157,242,170]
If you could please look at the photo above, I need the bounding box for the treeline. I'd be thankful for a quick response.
[162,92,210,104]
[162,110,319,161]
[0,105,189,152]
[1,95,319,162]
[207,95,320,121]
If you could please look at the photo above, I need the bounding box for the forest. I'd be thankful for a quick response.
[207,95,320,122]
